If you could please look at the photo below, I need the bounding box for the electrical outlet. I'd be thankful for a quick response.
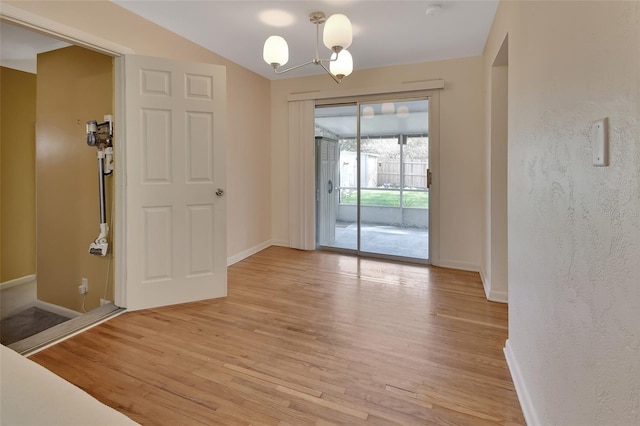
[78,278,88,295]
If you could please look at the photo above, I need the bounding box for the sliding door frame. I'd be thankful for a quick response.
[313,90,441,265]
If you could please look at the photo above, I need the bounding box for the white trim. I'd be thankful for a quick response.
[270,239,290,247]
[427,92,441,267]
[504,339,538,426]
[434,259,480,272]
[227,240,273,266]
[114,56,127,308]
[480,267,490,297]
[35,300,82,318]
[0,274,36,291]
[288,79,445,102]
[480,267,508,303]
[488,289,508,303]
[0,3,134,57]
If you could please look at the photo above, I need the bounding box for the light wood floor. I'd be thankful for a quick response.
[30,247,524,425]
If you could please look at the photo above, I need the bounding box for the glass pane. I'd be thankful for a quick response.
[315,105,357,251]
[359,100,429,260]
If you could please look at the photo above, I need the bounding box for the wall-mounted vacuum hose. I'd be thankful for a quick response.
[86,115,113,256]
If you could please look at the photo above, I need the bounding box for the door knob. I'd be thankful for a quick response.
[216,188,224,196]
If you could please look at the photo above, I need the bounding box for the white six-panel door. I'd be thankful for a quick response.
[123,55,226,311]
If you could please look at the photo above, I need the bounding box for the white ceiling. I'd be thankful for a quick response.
[112,0,499,80]
[0,1,498,80]
[0,22,70,73]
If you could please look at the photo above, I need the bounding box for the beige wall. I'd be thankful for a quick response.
[481,35,509,302]
[0,67,37,282]
[6,0,272,261]
[484,1,639,424]
[36,46,114,311]
[271,57,485,269]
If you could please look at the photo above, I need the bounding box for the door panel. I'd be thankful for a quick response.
[316,138,338,246]
[124,55,226,310]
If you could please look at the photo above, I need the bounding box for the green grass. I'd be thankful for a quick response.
[340,189,428,208]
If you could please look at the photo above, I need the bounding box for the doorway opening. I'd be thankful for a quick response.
[0,22,123,354]
[315,98,430,263]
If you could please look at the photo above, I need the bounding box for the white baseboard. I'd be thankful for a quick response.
[35,300,82,319]
[480,268,508,303]
[504,339,538,426]
[435,259,480,272]
[0,274,37,290]
[227,240,274,266]
[269,239,290,247]
[1,275,37,320]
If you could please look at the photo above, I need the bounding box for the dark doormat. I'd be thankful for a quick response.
[1,307,70,346]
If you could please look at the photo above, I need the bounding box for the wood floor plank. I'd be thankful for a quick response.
[29,247,525,425]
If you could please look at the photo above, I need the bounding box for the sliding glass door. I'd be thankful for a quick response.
[315,98,430,262]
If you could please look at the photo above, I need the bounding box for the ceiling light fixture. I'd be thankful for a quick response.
[263,11,353,83]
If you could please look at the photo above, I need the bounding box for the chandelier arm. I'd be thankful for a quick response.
[318,56,339,63]
[273,60,316,74]
[319,61,342,84]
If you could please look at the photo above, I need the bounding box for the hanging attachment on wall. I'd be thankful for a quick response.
[86,115,113,256]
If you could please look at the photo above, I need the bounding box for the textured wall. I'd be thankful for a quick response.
[485,1,640,424]
[0,67,36,282]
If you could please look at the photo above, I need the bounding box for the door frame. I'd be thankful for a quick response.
[312,91,444,266]
[1,4,134,307]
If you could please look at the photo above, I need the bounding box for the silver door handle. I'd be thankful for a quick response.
[216,188,224,196]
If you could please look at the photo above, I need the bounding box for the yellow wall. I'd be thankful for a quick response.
[36,46,114,311]
[5,0,272,261]
[0,67,37,282]
[270,57,485,269]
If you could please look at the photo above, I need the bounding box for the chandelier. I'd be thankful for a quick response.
[263,11,353,83]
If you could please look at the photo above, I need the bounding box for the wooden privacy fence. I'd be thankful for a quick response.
[377,161,428,188]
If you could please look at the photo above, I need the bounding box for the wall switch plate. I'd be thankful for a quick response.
[592,117,609,166]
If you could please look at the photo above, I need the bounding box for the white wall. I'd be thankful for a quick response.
[485,1,640,424]
[271,57,485,270]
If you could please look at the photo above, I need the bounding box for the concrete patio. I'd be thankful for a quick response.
[326,222,429,260]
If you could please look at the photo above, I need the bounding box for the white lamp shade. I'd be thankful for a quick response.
[382,102,395,115]
[362,106,374,119]
[323,14,352,51]
[330,49,353,78]
[396,105,410,118]
[263,35,289,66]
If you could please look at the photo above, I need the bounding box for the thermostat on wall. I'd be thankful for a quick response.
[592,117,609,167]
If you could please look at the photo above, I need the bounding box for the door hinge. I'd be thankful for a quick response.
[427,168,432,188]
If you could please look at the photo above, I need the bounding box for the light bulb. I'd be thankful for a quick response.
[263,35,289,67]
[382,103,395,115]
[323,14,353,52]
[330,49,353,79]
